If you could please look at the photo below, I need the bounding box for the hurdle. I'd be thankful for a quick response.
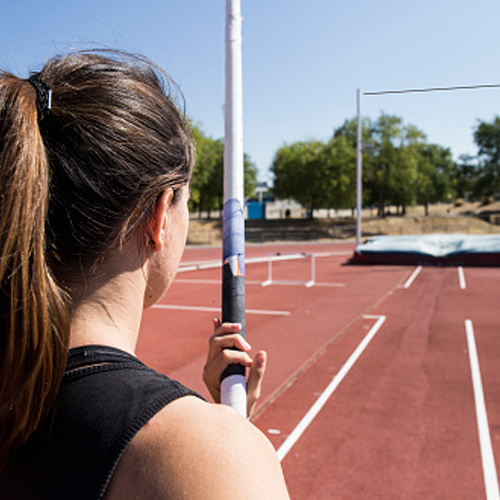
[261,252,316,287]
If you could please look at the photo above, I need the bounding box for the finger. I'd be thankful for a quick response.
[246,350,267,418]
[206,332,251,362]
[212,317,222,331]
[203,350,253,403]
[203,350,253,387]
[214,349,253,373]
[213,321,242,337]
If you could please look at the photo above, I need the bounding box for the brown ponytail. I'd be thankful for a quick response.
[0,73,70,471]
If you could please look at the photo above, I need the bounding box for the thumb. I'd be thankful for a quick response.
[247,350,267,418]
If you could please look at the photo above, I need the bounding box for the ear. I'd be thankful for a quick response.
[148,189,174,252]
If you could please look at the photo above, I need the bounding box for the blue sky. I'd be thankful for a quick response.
[2,0,500,181]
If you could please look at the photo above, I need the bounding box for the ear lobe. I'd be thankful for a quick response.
[148,188,174,252]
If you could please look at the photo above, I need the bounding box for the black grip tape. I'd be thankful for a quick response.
[221,263,246,381]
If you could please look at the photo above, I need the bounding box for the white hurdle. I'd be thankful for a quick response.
[261,252,316,288]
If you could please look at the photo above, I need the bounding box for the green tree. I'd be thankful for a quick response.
[190,125,257,218]
[190,126,224,218]
[243,153,258,202]
[415,144,456,215]
[321,135,357,211]
[473,116,500,200]
[366,114,405,216]
[272,141,326,218]
[333,117,376,209]
[387,123,426,214]
[454,154,478,200]
[271,137,357,217]
[351,114,432,216]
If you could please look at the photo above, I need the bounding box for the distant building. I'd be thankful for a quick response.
[246,182,306,220]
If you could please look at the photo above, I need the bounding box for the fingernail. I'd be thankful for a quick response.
[243,339,251,350]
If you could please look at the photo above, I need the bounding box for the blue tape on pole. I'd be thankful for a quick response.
[223,198,245,276]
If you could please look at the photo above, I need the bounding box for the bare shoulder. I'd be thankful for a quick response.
[104,396,290,500]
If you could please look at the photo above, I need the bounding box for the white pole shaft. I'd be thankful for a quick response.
[221,0,247,418]
[224,0,244,207]
[356,89,363,247]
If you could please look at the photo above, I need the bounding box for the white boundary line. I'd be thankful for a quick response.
[465,319,500,500]
[152,303,290,316]
[458,266,466,290]
[403,265,422,289]
[277,314,386,462]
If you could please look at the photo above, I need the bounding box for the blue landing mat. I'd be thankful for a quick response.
[352,234,500,266]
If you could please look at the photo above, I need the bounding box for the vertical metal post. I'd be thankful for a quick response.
[356,89,363,247]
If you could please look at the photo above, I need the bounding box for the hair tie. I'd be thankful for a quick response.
[27,74,52,120]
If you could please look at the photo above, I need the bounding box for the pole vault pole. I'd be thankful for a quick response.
[221,0,247,417]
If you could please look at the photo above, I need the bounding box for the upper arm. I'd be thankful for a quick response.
[104,396,290,500]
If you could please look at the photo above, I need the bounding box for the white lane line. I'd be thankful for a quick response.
[403,266,422,289]
[277,315,386,462]
[465,319,500,500]
[311,282,346,288]
[152,304,290,316]
[458,266,466,290]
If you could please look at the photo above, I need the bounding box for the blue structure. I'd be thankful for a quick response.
[247,200,265,220]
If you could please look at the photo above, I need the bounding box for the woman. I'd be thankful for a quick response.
[0,50,289,499]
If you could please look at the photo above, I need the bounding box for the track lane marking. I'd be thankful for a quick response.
[458,266,466,290]
[276,315,386,462]
[403,266,422,289]
[152,304,290,316]
[465,319,500,500]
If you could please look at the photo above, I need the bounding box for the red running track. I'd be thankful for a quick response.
[136,243,500,499]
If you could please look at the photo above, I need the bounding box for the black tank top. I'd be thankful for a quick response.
[1,345,203,500]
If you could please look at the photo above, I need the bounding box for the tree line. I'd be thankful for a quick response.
[189,115,500,219]
[272,114,500,218]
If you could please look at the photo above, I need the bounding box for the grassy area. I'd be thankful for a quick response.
[363,202,500,237]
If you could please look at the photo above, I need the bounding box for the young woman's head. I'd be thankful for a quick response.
[40,50,194,274]
[0,50,194,470]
